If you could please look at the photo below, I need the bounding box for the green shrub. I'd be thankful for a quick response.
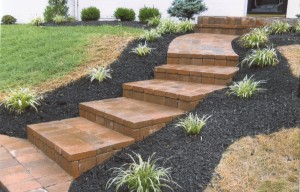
[147,16,161,27]
[53,15,66,24]
[139,7,161,23]
[131,42,153,56]
[88,66,112,82]
[106,153,178,192]
[177,20,195,33]
[114,8,135,21]
[176,113,211,135]
[81,7,100,21]
[1,15,17,25]
[296,14,300,18]
[242,47,279,67]
[238,28,269,48]
[268,21,291,34]
[44,0,69,22]
[228,75,266,99]
[157,18,178,34]
[168,0,207,20]
[1,88,42,114]
[66,16,76,22]
[141,29,161,42]
[31,17,44,26]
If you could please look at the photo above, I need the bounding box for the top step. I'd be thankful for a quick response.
[196,16,299,35]
[167,33,239,66]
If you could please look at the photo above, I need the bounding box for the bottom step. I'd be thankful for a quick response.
[27,117,134,178]
[0,135,72,192]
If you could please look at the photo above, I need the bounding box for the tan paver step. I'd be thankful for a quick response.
[123,79,225,110]
[167,33,239,66]
[27,117,134,178]
[79,97,184,141]
[155,64,239,85]
[0,134,73,192]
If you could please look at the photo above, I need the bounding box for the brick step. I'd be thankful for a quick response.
[79,97,184,141]
[27,117,134,178]
[154,64,239,85]
[123,79,225,110]
[0,134,73,192]
[167,33,239,66]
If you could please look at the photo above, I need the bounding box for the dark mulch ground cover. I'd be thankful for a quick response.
[1,32,299,192]
[42,20,149,29]
[68,33,300,192]
[0,33,185,138]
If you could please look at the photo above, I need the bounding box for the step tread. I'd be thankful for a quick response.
[80,97,184,129]
[155,64,239,78]
[0,134,72,192]
[123,79,225,101]
[168,33,238,59]
[28,117,134,161]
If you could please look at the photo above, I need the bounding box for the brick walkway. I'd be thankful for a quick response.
[0,24,240,191]
[0,135,72,192]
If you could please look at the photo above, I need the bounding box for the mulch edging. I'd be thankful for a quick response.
[42,21,149,29]
[69,33,300,192]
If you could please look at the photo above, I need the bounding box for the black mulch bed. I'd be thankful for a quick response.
[0,33,186,138]
[69,33,299,192]
[42,21,149,29]
[0,32,299,192]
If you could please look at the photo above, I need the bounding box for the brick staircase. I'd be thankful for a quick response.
[0,19,240,192]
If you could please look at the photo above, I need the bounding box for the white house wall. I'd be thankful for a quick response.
[0,0,298,24]
[286,0,300,18]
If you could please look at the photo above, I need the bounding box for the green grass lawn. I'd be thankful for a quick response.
[0,25,143,93]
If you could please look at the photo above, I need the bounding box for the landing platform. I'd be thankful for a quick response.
[167,33,239,61]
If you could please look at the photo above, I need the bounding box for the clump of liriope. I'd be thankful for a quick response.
[1,88,42,114]
[228,75,266,99]
[106,153,178,192]
[176,113,211,135]
[31,17,44,26]
[53,15,66,24]
[147,16,161,27]
[295,21,300,34]
[131,42,153,56]
[88,66,112,82]
[177,20,194,33]
[157,18,178,34]
[241,47,279,67]
[268,20,291,34]
[141,29,161,42]
[238,28,269,48]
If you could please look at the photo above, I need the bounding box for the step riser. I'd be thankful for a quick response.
[123,89,201,111]
[79,108,168,141]
[27,128,118,178]
[154,72,232,86]
[195,27,248,35]
[167,56,238,67]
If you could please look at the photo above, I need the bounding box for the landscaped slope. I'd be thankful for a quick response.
[69,33,300,191]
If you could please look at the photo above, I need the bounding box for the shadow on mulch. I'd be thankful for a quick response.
[69,33,300,192]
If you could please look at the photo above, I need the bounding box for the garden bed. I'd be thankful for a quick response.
[0,33,299,192]
[42,20,149,29]
[69,33,299,191]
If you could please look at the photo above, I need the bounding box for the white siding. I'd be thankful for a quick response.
[286,0,300,18]
[0,0,298,24]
